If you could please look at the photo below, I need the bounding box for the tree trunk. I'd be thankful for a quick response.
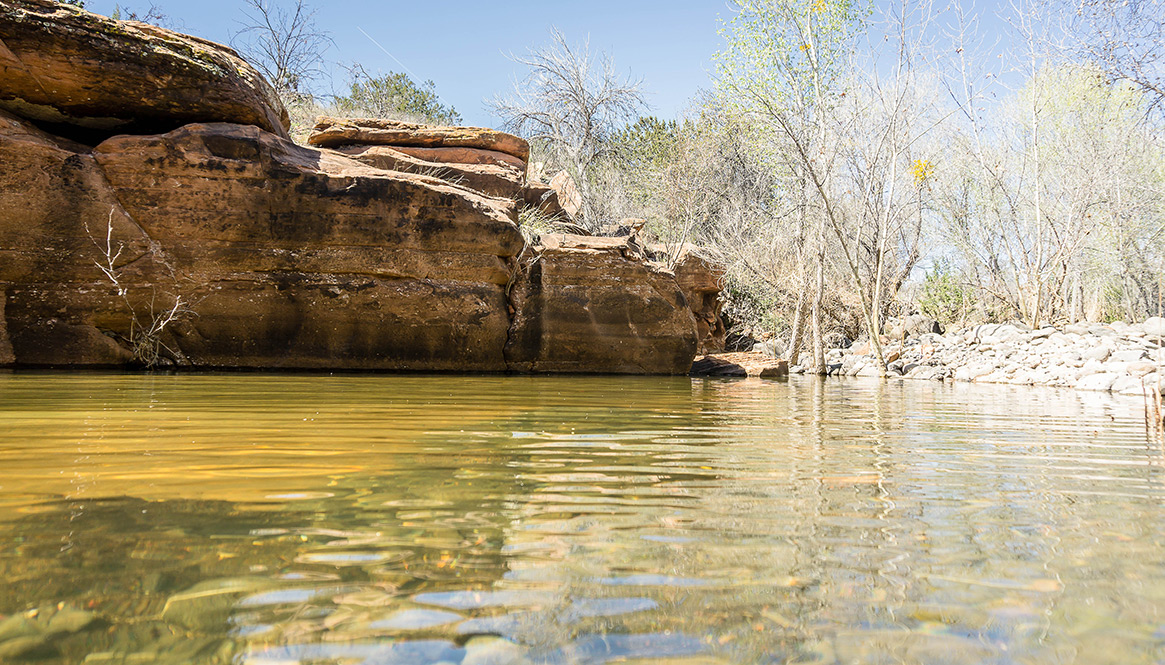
[787,273,808,364]
[812,253,826,375]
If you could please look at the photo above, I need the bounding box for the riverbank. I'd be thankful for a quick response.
[786,317,1165,398]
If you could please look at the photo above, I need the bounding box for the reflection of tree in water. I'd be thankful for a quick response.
[1,374,1162,664]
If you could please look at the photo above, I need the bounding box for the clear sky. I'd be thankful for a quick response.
[84,0,730,127]
[82,0,1026,127]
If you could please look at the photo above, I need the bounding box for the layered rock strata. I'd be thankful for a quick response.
[309,117,528,202]
[1,114,525,370]
[308,116,529,162]
[505,235,698,374]
[0,4,717,374]
[656,244,726,354]
[0,0,288,139]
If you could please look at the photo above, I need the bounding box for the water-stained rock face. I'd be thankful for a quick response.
[1,114,524,370]
[505,234,699,374]
[0,0,288,140]
[0,108,149,366]
[0,8,717,374]
[0,106,710,373]
[659,244,727,354]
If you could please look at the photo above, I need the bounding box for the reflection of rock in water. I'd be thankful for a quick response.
[0,473,515,664]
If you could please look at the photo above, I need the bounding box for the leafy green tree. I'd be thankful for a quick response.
[715,0,867,373]
[609,116,680,212]
[918,260,974,326]
[335,69,461,125]
[614,116,680,171]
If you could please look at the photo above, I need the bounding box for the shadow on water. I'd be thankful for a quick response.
[0,372,1163,663]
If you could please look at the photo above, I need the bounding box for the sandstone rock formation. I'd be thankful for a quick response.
[0,288,13,366]
[308,117,529,202]
[0,0,288,140]
[690,352,788,378]
[0,107,148,366]
[0,108,709,373]
[95,122,523,370]
[2,112,528,369]
[658,244,726,354]
[505,234,698,374]
[309,117,529,162]
[332,145,524,199]
[0,6,720,374]
[548,170,582,218]
[520,182,571,221]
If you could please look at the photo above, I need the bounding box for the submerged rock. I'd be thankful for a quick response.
[462,635,531,665]
[161,578,277,632]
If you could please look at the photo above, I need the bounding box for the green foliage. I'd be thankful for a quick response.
[61,0,84,6]
[614,117,680,171]
[335,70,461,126]
[715,0,868,117]
[918,260,974,325]
[607,116,682,212]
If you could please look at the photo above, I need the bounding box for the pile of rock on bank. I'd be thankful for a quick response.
[784,315,1165,398]
[0,0,722,374]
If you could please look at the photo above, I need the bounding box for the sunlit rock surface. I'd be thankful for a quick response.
[0,0,288,140]
[506,234,699,374]
[0,7,719,373]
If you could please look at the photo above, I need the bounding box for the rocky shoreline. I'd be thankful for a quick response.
[787,317,1165,398]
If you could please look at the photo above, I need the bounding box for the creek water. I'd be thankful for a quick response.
[0,372,1162,664]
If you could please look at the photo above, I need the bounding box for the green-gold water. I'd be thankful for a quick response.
[0,372,1162,664]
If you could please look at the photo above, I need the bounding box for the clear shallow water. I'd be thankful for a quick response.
[0,372,1162,665]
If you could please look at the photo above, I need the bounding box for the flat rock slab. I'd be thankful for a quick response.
[308,116,529,162]
[691,352,788,378]
[331,144,523,199]
[0,0,288,139]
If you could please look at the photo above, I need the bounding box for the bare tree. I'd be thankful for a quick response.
[109,3,172,27]
[232,0,330,96]
[1056,0,1165,111]
[488,28,647,229]
[85,210,194,367]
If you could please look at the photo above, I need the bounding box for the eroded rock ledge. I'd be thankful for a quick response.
[0,0,288,140]
[0,2,718,374]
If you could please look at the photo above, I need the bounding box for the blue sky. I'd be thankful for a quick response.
[84,0,729,126]
[83,1,1021,127]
